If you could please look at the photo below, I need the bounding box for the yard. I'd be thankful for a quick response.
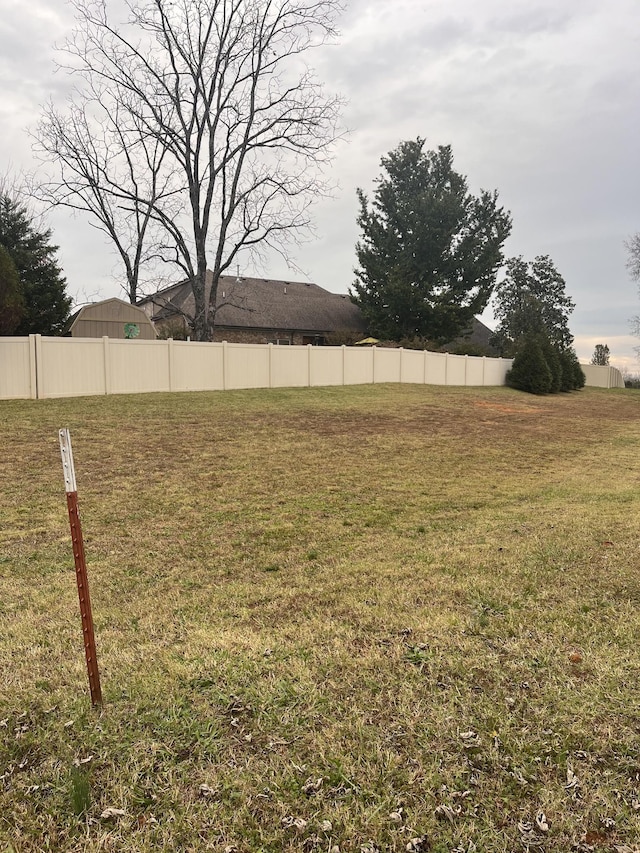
[1,384,639,852]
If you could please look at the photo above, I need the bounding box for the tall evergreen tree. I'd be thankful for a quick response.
[491,255,575,354]
[351,139,512,343]
[0,244,25,335]
[0,194,71,335]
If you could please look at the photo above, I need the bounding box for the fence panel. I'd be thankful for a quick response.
[225,342,270,390]
[373,348,402,383]
[484,358,512,386]
[465,356,485,386]
[424,352,448,385]
[171,340,225,391]
[271,344,310,388]
[0,337,35,399]
[39,337,106,398]
[310,346,344,386]
[108,338,171,394]
[399,349,424,384]
[344,347,374,384]
[443,354,467,385]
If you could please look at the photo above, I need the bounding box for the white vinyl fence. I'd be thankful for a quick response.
[0,335,624,401]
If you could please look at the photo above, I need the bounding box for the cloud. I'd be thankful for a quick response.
[0,0,637,366]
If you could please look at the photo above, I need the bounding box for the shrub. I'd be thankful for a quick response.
[558,347,585,391]
[537,335,562,393]
[506,336,552,394]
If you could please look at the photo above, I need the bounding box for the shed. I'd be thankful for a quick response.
[67,298,157,340]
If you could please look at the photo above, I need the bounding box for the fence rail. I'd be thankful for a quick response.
[0,335,624,401]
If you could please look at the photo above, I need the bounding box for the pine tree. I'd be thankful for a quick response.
[0,194,71,335]
[0,244,25,335]
[352,139,512,343]
[492,255,575,353]
[506,336,552,395]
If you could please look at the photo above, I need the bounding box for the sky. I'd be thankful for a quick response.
[1,0,639,371]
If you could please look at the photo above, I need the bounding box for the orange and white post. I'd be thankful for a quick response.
[59,428,103,707]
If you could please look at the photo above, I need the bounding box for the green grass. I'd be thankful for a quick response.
[1,384,639,852]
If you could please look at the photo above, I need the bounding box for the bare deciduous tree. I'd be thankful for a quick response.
[35,0,344,338]
[35,94,175,304]
[626,233,640,356]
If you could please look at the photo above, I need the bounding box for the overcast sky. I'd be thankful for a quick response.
[1,0,639,370]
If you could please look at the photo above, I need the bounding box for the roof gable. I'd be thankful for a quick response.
[140,273,366,334]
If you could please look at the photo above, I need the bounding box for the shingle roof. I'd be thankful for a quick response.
[139,272,366,334]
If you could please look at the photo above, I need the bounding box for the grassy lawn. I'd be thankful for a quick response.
[1,384,639,852]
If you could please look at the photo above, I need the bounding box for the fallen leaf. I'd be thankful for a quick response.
[406,836,429,852]
[282,816,307,832]
[566,767,580,789]
[302,777,323,795]
[535,811,549,832]
[435,803,460,823]
[100,807,126,819]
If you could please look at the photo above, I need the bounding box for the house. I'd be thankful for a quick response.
[137,272,366,345]
[445,317,499,355]
[66,298,157,340]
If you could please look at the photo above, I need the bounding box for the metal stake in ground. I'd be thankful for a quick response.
[59,428,103,707]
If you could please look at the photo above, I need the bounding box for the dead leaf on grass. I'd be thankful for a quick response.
[566,767,580,789]
[302,777,323,795]
[406,836,429,852]
[100,807,126,820]
[199,783,217,798]
[517,821,545,848]
[535,811,549,832]
[459,731,481,750]
[281,816,308,832]
[435,803,461,823]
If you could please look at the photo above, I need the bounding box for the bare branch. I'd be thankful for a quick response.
[35,0,345,338]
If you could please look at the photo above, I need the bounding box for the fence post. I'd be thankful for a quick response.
[465,354,468,386]
[102,336,111,395]
[168,338,174,392]
[28,334,38,399]
[307,344,312,387]
[342,345,346,385]
[399,347,403,384]
[482,356,486,386]
[424,349,428,385]
[268,342,273,388]
[222,340,228,390]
